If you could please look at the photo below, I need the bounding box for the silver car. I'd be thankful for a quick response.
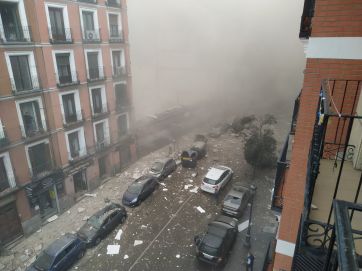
[200,165,233,194]
[149,158,177,179]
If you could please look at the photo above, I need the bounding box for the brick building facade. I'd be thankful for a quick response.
[0,0,136,245]
[272,0,362,270]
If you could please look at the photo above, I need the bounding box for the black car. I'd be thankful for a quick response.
[181,150,198,168]
[194,215,238,266]
[77,203,127,247]
[149,158,177,179]
[26,233,86,271]
[122,175,159,207]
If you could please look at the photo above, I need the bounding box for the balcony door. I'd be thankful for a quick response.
[68,131,80,158]
[115,84,128,108]
[20,101,43,136]
[95,122,105,144]
[117,114,128,137]
[28,143,51,176]
[91,88,103,114]
[49,7,65,41]
[87,52,99,79]
[109,14,119,37]
[82,11,95,32]
[112,51,121,75]
[0,2,23,41]
[56,53,72,84]
[0,157,9,192]
[10,55,32,91]
[62,93,77,123]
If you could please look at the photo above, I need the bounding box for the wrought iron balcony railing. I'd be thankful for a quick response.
[113,66,127,78]
[82,28,101,43]
[109,26,124,43]
[20,124,47,138]
[68,146,88,161]
[106,0,121,7]
[49,28,73,43]
[62,109,84,126]
[0,25,32,43]
[29,160,53,179]
[87,66,106,82]
[10,74,40,93]
[95,137,111,153]
[92,103,109,118]
[56,70,80,87]
[78,0,96,3]
[116,103,131,113]
[299,0,315,39]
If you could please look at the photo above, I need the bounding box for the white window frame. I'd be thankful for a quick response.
[110,48,125,75]
[16,97,47,137]
[93,118,110,145]
[0,0,31,41]
[52,49,77,84]
[64,127,87,160]
[84,49,104,79]
[79,7,99,37]
[89,84,107,115]
[106,11,122,36]
[4,51,39,92]
[58,89,82,124]
[0,119,5,139]
[117,112,129,135]
[0,152,16,188]
[25,138,50,176]
[44,3,71,40]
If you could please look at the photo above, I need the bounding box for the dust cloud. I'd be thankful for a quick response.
[127,0,306,122]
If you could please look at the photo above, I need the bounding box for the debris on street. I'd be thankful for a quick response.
[189,187,198,193]
[134,240,143,246]
[77,207,85,213]
[46,215,58,223]
[84,193,97,197]
[115,229,123,240]
[107,245,120,255]
[124,255,129,259]
[196,206,205,213]
[238,220,249,232]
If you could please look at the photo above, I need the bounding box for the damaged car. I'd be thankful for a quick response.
[222,185,251,218]
[194,215,238,266]
[77,203,127,247]
[122,175,159,207]
[149,158,177,179]
[191,134,207,159]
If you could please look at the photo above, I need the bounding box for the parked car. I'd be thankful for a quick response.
[194,215,238,266]
[209,123,229,138]
[26,233,86,271]
[77,203,127,247]
[181,150,198,168]
[200,165,233,194]
[149,158,177,178]
[122,175,159,207]
[191,134,207,159]
[222,185,251,218]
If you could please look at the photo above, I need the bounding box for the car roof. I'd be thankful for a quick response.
[202,233,223,248]
[227,189,245,198]
[205,167,227,180]
[45,233,77,257]
[135,175,154,184]
[213,215,237,228]
[92,203,123,218]
[154,158,172,164]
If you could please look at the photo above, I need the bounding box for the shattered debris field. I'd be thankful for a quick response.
[3,131,278,271]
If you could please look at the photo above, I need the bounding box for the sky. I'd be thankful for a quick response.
[127,0,306,121]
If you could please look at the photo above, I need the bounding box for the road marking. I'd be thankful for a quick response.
[129,194,194,271]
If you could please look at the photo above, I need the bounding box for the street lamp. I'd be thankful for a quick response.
[244,185,256,248]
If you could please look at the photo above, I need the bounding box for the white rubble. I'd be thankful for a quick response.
[134,240,143,246]
[196,206,205,213]
[107,245,120,255]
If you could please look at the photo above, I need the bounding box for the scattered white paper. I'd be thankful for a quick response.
[124,254,129,259]
[196,206,205,213]
[189,187,199,193]
[176,254,180,258]
[134,240,143,246]
[184,184,193,190]
[115,229,123,240]
[238,220,249,232]
[164,197,168,201]
[188,179,193,183]
[47,215,58,223]
[84,193,97,197]
[160,182,166,186]
[97,254,101,257]
[163,188,168,191]
[191,173,197,177]
[77,208,85,213]
[141,225,147,229]
[107,245,120,255]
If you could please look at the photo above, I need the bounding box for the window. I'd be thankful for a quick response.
[73,171,87,193]
[93,119,110,150]
[46,4,71,43]
[115,83,129,110]
[19,100,45,137]
[81,9,100,42]
[59,90,82,125]
[56,53,72,84]
[86,50,103,80]
[109,14,120,38]
[91,88,103,114]
[95,122,105,143]
[68,131,80,158]
[27,141,52,177]
[65,127,86,160]
[0,154,16,192]
[117,114,128,137]
[112,50,125,77]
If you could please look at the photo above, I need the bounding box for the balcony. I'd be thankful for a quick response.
[87,66,106,82]
[29,160,53,180]
[49,28,73,44]
[291,79,362,270]
[20,124,47,139]
[10,74,40,95]
[56,70,80,88]
[109,26,124,43]
[68,146,88,163]
[62,110,84,128]
[82,29,101,43]
[106,0,121,8]
[95,137,111,153]
[0,26,32,43]
[113,66,127,79]
[299,0,315,39]
[92,103,109,120]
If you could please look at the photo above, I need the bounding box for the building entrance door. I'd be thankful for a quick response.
[0,202,23,244]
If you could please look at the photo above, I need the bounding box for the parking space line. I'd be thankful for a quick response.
[129,194,194,271]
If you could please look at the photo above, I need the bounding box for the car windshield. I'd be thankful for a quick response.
[128,182,144,194]
[87,216,102,229]
[151,162,163,172]
[203,177,218,185]
[200,243,218,256]
[225,194,242,205]
[34,251,53,270]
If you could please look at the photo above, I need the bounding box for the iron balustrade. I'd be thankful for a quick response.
[92,103,109,117]
[87,66,106,82]
[0,25,32,42]
[299,0,315,39]
[82,28,101,43]
[113,66,127,78]
[109,26,124,43]
[29,160,53,179]
[56,70,79,87]
[68,146,88,161]
[107,0,121,7]
[10,73,40,93]
[95,137,111,152]
[49,28,73,43]
[62,109,84,126]
[20,124,46,138]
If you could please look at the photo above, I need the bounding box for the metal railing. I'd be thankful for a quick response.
[299,0,315,39]
[62,109,84,126]
[9,70,40,92]
[56,70,79,87]
[92,103,108,117]
[109,26,124,42]
[107,0,121,7]
[49,27,73,43]
[0,25,32,42]
[20,124,46,138]
[113,66,127,78]
[29,160,53,179]
[95,137,111,152]
[82,28,101,43]
[68,146,88,161]
[78,0,96,3]
[87,66,106,82]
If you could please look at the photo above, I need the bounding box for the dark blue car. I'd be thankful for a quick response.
[122,175,158,207]
[26,233,86,271]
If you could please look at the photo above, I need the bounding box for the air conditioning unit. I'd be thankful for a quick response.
[86,30,97,40]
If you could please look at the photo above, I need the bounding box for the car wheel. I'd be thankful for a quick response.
[78,250,85,259]
[95,237,101,246]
